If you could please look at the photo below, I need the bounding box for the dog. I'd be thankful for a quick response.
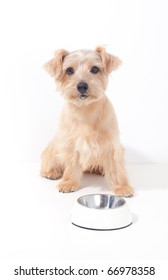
[40,47,134,197]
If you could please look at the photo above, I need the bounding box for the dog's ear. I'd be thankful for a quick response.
[96,47,122,73]
[44,49,69,78]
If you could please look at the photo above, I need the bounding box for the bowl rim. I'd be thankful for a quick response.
[77,193,126,210]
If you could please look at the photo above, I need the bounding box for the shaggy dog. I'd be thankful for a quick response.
[41,47,134,197]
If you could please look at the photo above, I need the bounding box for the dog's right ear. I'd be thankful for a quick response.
[44,49,69,79]
[96,46,122,74]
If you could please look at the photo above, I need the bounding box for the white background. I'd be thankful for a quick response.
[0,1,168,278]
[0,0,168,165]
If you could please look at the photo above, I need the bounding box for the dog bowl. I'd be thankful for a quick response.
[71,194,132,230]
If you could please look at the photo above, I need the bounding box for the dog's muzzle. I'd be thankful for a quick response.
[77,82,88,99]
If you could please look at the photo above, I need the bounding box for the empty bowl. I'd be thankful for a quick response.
[71,194,132,230]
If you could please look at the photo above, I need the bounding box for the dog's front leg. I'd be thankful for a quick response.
[104,146,134,197]
[58,152,82,193]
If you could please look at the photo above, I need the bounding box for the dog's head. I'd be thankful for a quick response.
[44,47,121,106]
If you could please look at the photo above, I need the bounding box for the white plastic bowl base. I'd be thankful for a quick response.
[71,194,133,230]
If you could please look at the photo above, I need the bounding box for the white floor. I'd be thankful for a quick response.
[0,163,168,261]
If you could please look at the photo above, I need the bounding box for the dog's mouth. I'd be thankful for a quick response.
[80,93,88,99]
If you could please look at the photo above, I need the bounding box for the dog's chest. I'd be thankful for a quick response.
[75,131,102,161]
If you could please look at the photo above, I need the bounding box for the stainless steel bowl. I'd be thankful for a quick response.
[71,194,132,230]
[78,194,125,209]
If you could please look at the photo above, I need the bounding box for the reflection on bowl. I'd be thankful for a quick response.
[78,194,125,209]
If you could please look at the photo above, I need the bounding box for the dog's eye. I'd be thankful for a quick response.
[90,66,100,74]
[66,67,74,75]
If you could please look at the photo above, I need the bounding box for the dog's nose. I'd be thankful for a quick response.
[77,82,88,94]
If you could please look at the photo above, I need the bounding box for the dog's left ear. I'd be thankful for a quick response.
[44,49,69,79]
[96,47,122,73]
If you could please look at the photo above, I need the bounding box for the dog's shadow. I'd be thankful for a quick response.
[79,172,109,192]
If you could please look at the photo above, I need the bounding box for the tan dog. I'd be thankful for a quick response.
[41,47,134,197]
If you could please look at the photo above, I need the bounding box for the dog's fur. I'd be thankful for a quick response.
[41,47,134,197]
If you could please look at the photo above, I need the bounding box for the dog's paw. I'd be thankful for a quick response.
[40,170,62,180]
[114,185,134,197]
[58,181,79,193]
